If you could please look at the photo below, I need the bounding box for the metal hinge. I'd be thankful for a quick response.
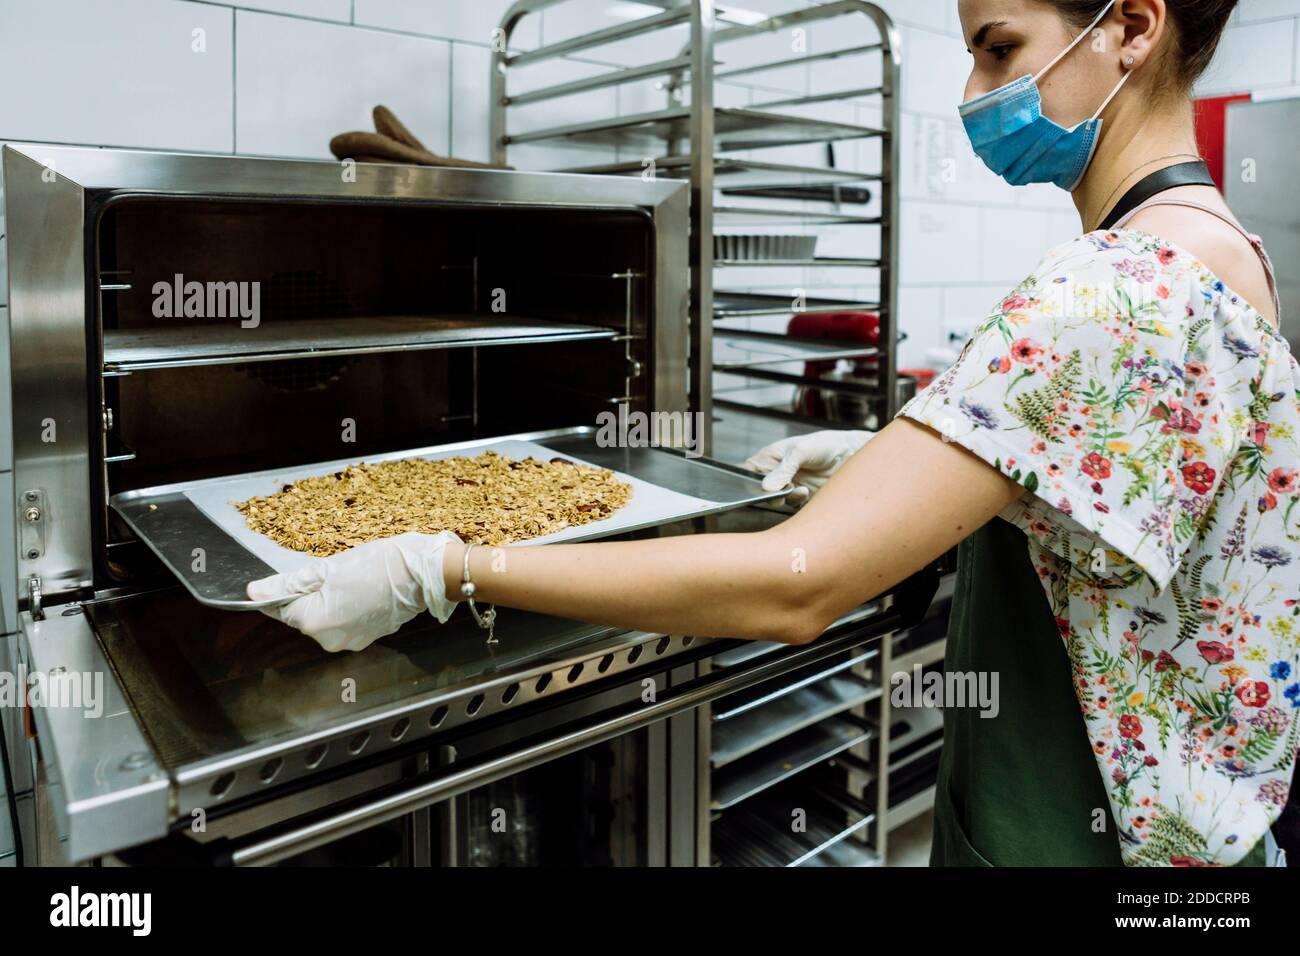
[20,488,46,561]
[27,575,44,621]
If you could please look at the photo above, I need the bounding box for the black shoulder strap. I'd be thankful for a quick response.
[1099,160,1217,231]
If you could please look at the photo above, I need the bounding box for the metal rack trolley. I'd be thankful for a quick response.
[491,0,903,451]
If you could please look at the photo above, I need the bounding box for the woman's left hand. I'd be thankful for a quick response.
[246,531,462,652]
[744,429,874,504]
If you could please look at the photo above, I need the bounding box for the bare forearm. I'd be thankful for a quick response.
[443,531,825,644]
[439,420,1023,647]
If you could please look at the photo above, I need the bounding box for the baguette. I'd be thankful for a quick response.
[373,104,425,151]
[329,131,507,170]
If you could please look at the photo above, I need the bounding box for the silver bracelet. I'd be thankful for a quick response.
[460,543,498,645]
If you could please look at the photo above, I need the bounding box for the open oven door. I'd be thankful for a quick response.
[17,607,170,865]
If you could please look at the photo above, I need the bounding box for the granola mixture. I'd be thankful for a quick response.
[233,451,633,556]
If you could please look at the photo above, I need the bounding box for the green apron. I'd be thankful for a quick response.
[931,518,1266,867]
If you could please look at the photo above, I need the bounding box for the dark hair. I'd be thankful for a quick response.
[1049,0,1237,89]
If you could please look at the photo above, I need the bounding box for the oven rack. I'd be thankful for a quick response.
[888,709,946,772]
[710,714,871,811]
[714,330,879,372]
[566,156,883,192]
[710,672,880,769]
[100,313,619,373]
[712,205,883,227]
[714,370,880,399]
[714,291,881,319]
[711,645,878,721]
[716,257,881,269]
[712,777,878,867]
[505,105,883,152]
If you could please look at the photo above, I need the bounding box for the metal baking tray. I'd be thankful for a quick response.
[111,427,788,610]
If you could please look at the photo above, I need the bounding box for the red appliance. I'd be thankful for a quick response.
[787,311,880,419]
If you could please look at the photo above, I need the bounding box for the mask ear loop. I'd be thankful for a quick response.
[1088,68,1133,122]
[1032,0,1119,84]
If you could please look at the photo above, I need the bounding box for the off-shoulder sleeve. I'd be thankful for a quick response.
[899,234,1240,592]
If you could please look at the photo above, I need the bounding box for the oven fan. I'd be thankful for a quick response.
[235,356,359,393]
[263,268,354,317]
[237,269,359,392]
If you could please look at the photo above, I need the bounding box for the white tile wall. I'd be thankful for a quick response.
[1238,0,1300,24]
[0,0,235,152]
[354,0,541,49]
[235,11,450,158]
[451,41,493,163]
[900,202,981,286]
[214,0,352,21]
[868,0,950,34]
[897,26,969,117]
[979,206,1055,285]
[1199,20,1297,93]
[896,285,942,368]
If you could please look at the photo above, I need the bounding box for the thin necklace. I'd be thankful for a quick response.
[1089,152,1203,231]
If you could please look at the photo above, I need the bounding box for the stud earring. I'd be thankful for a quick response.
[1124,55,1136,66]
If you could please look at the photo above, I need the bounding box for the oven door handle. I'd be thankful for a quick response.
[207,572,935,866]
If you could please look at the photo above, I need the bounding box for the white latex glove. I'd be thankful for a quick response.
[743,430,874,505]
[246,531,462,653]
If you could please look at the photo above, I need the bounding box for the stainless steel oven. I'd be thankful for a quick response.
[2,144,933,866]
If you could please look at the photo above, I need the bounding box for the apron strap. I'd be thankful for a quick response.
[1112,197,1281,321]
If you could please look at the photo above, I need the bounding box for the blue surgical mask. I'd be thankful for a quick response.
[960,0,1132,191]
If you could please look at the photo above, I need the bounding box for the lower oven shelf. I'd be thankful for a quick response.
[110,427,786,609]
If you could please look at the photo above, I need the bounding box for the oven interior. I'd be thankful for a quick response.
[92,196,656,589]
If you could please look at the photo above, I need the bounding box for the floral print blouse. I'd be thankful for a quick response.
[900,229,1300,866]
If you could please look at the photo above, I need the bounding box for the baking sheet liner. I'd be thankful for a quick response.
[182,438,721,575]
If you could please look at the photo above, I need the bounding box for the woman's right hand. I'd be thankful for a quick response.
[247,531,463,652]
[744,430,874,505]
